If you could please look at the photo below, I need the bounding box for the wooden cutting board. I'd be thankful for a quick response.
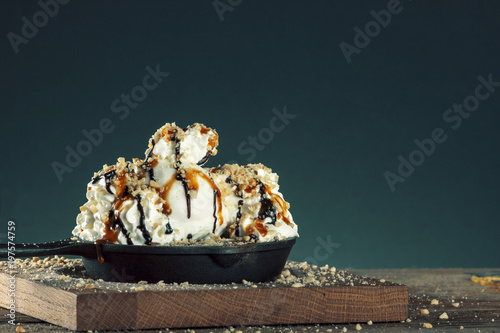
[0,259,408,331]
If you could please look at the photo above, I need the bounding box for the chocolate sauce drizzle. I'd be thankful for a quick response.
[258,182,277,225]
[165,221,173,234]
[235,199,244,236]
[145,138,156,181]
[225,176,245,236]
[212,189,220,233]
[172,129,192,219]
[135,195,152,245]
[197,151,210,166]
[92,170,116,194]
[108,208,133,245]
[176,172,191,218]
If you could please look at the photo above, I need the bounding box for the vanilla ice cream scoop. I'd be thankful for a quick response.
[211,164,298,241]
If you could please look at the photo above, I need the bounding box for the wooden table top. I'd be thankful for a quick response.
[1,267,499,332]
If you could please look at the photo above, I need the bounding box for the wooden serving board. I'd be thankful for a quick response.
[0,259,408,331]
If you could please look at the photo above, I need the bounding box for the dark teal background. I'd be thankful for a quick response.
[1,1,499,268]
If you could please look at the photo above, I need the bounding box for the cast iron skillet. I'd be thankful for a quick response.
[0,237,296,284]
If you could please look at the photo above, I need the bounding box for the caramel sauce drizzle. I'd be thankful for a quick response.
[97,168,155,259]
[159,168,223,229]
[103,195,134,245]
[157,128,223,229]
[244,181,292,238]
[95,124,225,253]
[159,175,177,215]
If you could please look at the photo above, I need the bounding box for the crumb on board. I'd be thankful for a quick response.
[471,275,500,285]
[439,312,449,320]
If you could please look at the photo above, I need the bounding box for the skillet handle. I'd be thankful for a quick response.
[0,238,96,258]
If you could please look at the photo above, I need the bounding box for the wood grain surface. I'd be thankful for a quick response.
[0,260,408,331]
[1,267,499,332]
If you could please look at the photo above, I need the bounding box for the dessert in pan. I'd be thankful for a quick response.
[75,122,298,245]
[1,123,298,283]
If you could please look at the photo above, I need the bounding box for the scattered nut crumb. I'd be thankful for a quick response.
[85,283,95,289]
[138,280,148,285]
[367,320,373,325]
[420,309,430,315]
[291,282,303,288]
[379,279,385,283]
[406,318,411,322]
[16,326,25,333]
[423,323,433,329]
[460,326,464,330]
[342,327,347,332]
[439,312,449,320]
[355,323,362,330]
[430,299,439,305]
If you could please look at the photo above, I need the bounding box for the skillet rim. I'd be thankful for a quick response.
[80,236,297,255]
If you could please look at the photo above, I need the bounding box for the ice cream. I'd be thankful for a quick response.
[73,122,298,245]
[211,164,297,242]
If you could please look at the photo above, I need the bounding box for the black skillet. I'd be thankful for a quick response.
[0,237,296,284]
